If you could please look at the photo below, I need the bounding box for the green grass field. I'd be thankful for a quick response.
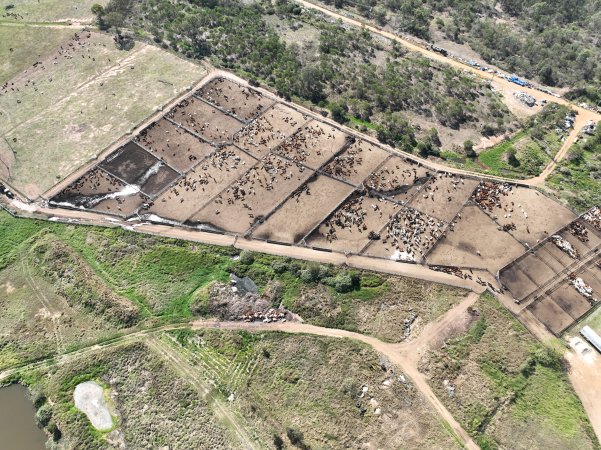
[0,0,106,23]
[0,31,203,198]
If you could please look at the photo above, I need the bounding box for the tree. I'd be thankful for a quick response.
[239,250,254,265]
[376,112,416,151]
[91,4,105,16]
[464,139,476,158]
[329,100,347,123]
[296,67,325,103]
[273,434,284,450]
[114,31,135,51]
[507,147,520,167]
[287,428,309,449]
[36,404,53,427]
[428,128,441,147]
[104,11,125,29]
[539,65,556,86]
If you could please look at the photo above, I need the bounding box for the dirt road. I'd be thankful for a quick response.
[290,0,600,181]
[192,296,482,450]
[565,337,601,440]
[524,111,591,185]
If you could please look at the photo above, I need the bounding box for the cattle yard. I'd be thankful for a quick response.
[499,207,601,334]
[47,75,587,311]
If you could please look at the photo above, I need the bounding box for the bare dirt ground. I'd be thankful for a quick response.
[364,156,431,204]
[147,146,257,223]
[189,155,317,233]
[482,186,576,247]
[322,139,390,186]
[135,118,216,173]
[273,120,349,170]
[167,98,244,144]
[427,205,525,271]
[408,173,478,223]
[307,192,401,254]
[251,174,355,243]
[196,77,274,122]
[233,103,308,160]
[566,337,601,440]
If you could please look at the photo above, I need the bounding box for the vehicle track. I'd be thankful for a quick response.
[20,255,65,353]
[146,335,261,450]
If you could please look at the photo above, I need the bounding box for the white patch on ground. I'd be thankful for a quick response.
[73,381,113,431]
[10,200,37,212]
[142,214,181,226]
[390,250,415,262]
[3,282,15,294]
[568,336,598,365]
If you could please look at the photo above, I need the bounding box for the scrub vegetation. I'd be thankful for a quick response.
[420,293,599,450]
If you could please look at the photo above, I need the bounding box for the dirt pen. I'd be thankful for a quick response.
[499,208,601,334]
[48,74,583,287]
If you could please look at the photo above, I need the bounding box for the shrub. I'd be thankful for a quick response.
[271,260,288,274]
[327,272,359,293]
[36,404,53,427]
[299,263,321,283]
[239,250,254,265]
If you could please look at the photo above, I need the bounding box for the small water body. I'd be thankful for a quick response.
[0,384,47,450]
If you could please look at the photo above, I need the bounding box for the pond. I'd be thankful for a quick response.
[0,384,47,449]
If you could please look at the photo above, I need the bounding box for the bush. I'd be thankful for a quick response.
[327,272,359,293]
[36,404,53,427]
[299,263,321,283]
[273,434,284,450]
[464,139,476,158]
[239,250,254,265]
[271,260,288,274]
[287,428,309,449]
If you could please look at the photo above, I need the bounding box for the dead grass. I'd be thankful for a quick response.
[1,31,203,198]
[0,0,107,22]
[289,275,469,343]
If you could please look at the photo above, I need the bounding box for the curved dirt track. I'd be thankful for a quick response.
[193,293,482,450]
